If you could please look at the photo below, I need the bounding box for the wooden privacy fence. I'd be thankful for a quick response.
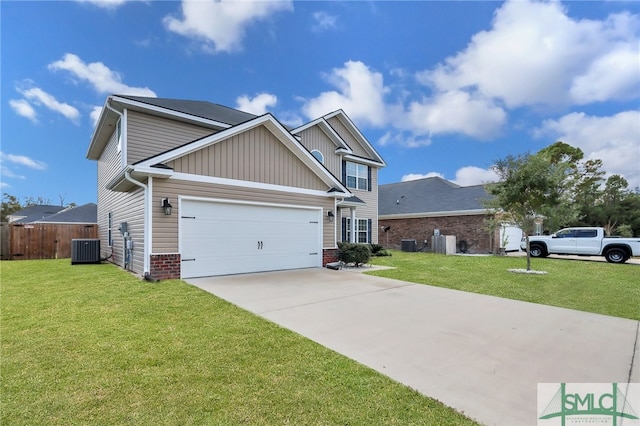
[0,223,98,260]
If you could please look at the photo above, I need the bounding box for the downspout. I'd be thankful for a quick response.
[124,168,151,276]
[107,96,151,276]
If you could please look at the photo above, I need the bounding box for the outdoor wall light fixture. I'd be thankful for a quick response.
[161,198,173,216]
[327,211,335,222]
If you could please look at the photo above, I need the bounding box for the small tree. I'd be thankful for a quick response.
[485,153,559,271]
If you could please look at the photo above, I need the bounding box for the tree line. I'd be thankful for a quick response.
[485,141,638,269]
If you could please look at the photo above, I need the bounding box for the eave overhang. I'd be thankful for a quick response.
[106,165,174,192]
[379,209,492,220]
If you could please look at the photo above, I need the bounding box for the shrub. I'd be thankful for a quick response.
[369,243,392,257]
[338,242,371,266]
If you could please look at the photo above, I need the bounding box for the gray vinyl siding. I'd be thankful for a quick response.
[126,110,216,164]
[166,125,327,191]
[97,128,145,274]
[152,178,337,252]
[296,126,342,178]
[326,116,372,159]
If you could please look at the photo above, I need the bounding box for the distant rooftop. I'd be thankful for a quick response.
[379,177,492,216]
[9,203,97,224]
[8,205,66,223]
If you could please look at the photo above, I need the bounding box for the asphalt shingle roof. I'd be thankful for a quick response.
[118,95,258,126]
[39,203,97,224]
[9,203,97,224]
[379,177,492,216]
[9,205,66,223]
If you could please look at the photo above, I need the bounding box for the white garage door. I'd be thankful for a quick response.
[180,199,322,278]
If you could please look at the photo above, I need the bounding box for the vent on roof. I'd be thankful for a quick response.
[71,239,101,265]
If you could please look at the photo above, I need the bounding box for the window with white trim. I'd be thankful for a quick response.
[311,149,324,164]
[345,218,370,243]
[346,161,368,190]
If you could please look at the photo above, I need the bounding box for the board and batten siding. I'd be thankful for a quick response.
[166,125,327,191]
[126,110,217,164]
[326,116,372,159]
[296,126,342,178]
[97,128,145,274]
[151,178,336,253]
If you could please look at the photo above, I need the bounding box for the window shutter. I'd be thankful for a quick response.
[342,217,347,242]
[367,166,372,191]
[368,219,372,243]
[342,160,347,186]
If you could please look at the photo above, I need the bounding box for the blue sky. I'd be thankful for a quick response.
[2,0,639,207]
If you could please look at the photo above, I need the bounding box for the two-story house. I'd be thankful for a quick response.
[87,95,385,279]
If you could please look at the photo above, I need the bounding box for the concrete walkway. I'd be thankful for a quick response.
[187,268,639,426]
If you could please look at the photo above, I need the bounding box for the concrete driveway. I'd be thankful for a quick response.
[186,268,639,426]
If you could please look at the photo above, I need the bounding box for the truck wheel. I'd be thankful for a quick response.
[529,244,548,258]
[604,248,628,264]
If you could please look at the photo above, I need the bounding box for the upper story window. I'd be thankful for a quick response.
[311,150,324,164]
[346,161,369,191]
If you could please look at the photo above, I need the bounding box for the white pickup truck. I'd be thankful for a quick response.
[521,227,640,264]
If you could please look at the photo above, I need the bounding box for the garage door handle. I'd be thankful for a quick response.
[182,258,196,262]
[258,241,264,250]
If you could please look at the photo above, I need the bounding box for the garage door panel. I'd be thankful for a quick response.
[180,200,321,278]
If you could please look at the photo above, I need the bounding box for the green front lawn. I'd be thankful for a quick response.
[369,251,640,320]
[1,259,477,425]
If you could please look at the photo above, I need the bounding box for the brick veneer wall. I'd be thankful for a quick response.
[149,253,181,280]
[322,248,339,265]
[379,214,499,254]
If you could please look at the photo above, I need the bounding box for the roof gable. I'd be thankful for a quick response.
[134,114,350,195]
[87,95,256,161]
[323,110,385,166]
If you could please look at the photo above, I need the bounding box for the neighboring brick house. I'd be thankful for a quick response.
[379,177,522,254]
[87,95,385,279]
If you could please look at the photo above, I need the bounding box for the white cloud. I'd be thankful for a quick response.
[18,87,80,123]
[48,53,156,97]
[1,152,47,170]
[451,166,499,186]
[236,93,277,115]
[535,110,640,189]
[1,166,25,180]
[401,167,499,186]
[401,172,444,182]
[302,60,388,126]
[405,91,506,139]
[9,99,38,123]
[164,0,293,53]
[570,44,640,104]
[378,131,432,148]
[74,0,130,9]
[419,0,639,107]
[90,106,103,127]
[312,11,338,32]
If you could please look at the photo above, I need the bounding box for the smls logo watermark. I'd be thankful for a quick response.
[538,383,640,425]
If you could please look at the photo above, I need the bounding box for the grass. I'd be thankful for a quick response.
[369,251,640,320]
[1,259,478,425]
